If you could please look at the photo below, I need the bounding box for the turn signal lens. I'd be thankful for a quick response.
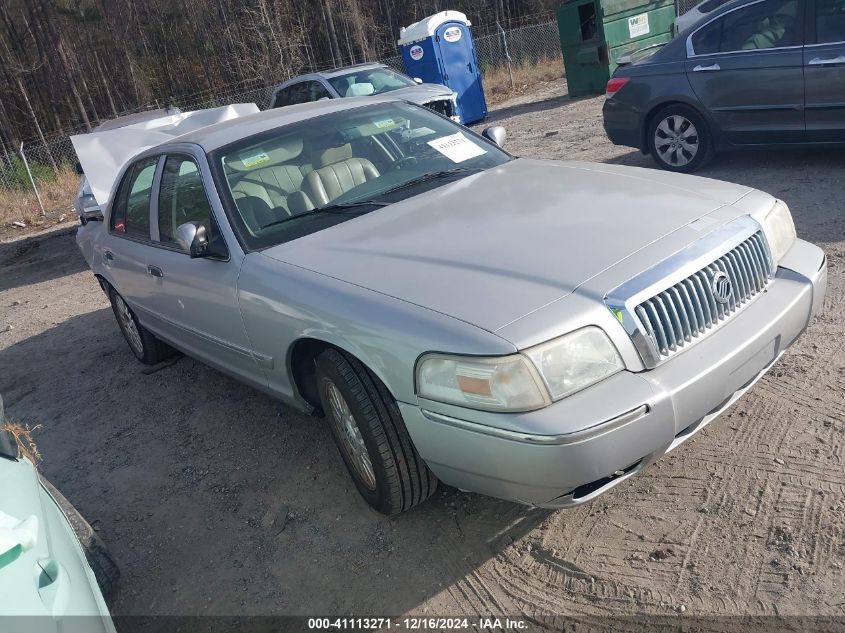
[416,354,550,412]
[605,77,630,98]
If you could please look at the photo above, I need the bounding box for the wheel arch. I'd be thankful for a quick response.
[287,337,398,414]
[93,273,111,295]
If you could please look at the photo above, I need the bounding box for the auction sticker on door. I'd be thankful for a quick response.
[628,13,649,37]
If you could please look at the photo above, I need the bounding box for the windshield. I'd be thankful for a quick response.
[212,102,510,250]
[329,68,417,97]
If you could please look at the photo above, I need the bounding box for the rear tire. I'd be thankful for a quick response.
[108,288,172,365]
[40,477,120,603]
[316,348,437,515]
[648,104,713,173]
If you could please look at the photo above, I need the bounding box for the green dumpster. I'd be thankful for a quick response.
[556,0,675,96]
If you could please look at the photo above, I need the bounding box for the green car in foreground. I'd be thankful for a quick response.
[0,397,117,633]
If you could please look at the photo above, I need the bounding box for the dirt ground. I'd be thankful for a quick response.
[1,80,843,629]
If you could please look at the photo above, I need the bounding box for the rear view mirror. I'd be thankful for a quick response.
[482,126,507,148]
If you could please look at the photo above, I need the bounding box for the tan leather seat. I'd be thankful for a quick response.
[231,163,311,213]
[302,144,380,207]
[224,137,312,233]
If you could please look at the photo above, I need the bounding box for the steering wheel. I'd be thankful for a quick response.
[393,156,418,171]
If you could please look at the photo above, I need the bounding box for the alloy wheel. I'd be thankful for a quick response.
[326,381,377,490]
[654,115,699,167]
[114,294,144,357]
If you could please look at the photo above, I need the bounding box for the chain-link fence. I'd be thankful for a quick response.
[0,2,709,202]
[0,17,568,202]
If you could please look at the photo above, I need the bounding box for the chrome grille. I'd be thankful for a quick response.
[634,232,773,358]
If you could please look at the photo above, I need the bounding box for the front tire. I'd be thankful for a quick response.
[108,288,172,365]
[648,104,713,173]
[316,349,437,515]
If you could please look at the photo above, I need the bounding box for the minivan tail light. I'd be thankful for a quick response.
[605,77,630,98]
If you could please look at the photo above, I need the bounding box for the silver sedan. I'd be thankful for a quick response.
[75,97,826,514]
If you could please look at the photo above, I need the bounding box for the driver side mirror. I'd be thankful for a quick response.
[175,222,220,259]
[74,161,84,176]
[482,126,507,148]
[413,77,423,85]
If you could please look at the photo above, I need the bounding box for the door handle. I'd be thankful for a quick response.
[808,55,845,66]
[36,558,70,617]
[693,63,720,72]
[147,265,164,278]
[104,250,114,262]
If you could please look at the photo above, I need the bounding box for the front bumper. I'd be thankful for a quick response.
[401,239,826,508]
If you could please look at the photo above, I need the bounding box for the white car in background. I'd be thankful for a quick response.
[270,63,460,121]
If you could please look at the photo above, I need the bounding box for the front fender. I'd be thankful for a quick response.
[237,253,516,408]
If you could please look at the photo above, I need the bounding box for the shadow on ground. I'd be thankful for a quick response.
[0,307,549,619]
[603,148,845,245]
[0,228,88,292]
[484,93,595,125]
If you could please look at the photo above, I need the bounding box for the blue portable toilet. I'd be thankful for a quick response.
[398,11,487,125]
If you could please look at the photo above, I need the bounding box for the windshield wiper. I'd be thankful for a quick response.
[260,200,388,229]
[377,167,482,197]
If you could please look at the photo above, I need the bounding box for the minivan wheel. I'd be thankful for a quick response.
[316,349,437,515]
[108,288,172,365]
[648,104,713,173]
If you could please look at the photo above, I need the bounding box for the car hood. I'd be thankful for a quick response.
[262,159,753,334]
[383,83,455,104]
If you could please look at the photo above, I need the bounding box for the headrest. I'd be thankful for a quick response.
[225,137,304,172]
[346,83,375,97]
[315,143,353,168]
[236,195,274,230]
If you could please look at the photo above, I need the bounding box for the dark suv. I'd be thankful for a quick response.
[603,0,845,172]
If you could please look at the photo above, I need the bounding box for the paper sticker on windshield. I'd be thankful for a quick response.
[240,151,270,168]
[628,13,649,38]
[427,132,486,163]
[443,27,462,43]
[373,118,396,129]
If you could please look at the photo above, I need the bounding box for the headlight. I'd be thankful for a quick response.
[760,200,796,264]
[416,327,624,412]
[522,327,624,400]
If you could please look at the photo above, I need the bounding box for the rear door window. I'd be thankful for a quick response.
[691,0,803,53]
[272,86,297,108]
[274,82,315,106]
[814,0,845,43]
[306,81,332,101]
[110,157,158,238]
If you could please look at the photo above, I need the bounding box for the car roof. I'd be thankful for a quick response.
[275,63,389,88]
[164,95,401,152]
[316,62,387,78]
